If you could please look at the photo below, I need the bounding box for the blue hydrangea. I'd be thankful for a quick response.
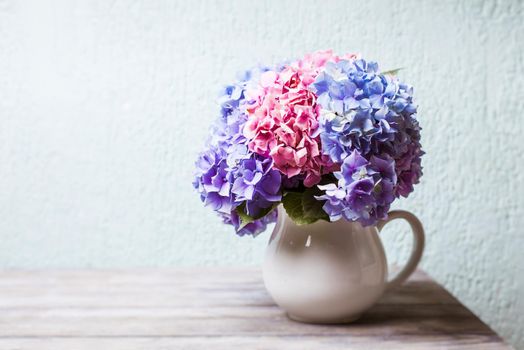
[310,59,419,163]
[310,59,423,224]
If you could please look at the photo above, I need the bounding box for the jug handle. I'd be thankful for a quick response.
[377,210,425,290]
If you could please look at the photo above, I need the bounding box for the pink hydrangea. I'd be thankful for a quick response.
[244,50,356,187]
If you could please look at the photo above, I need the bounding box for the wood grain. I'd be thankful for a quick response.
[0,268,512,349]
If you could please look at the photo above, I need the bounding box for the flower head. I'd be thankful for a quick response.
[243,52,350,187]
[310,58,423,198]
[193,67,281,236]
[193,146,233,214]
[230,154,282,217]
[316,150,397,226]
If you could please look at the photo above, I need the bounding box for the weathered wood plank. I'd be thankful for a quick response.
[0,269,455,309]
[0,307,492,337]
[0,335,508,350]
[0,268,511,349]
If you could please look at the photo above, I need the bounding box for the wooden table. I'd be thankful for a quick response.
[0,268,511,349]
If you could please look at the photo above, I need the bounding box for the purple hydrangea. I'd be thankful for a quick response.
[231,154,281,217]
[316,150,397,226]
[193,68,282,236]
[193,145,232,214]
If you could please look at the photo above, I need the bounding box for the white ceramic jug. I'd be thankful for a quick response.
[263,206,425,323]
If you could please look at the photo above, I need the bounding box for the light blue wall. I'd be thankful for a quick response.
[0,0,522,348]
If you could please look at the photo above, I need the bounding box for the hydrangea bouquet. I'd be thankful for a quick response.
[193,50,423,236]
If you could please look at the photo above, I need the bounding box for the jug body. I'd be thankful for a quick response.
[262,206,388,323]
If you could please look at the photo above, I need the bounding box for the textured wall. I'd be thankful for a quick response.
[0,0,523,348]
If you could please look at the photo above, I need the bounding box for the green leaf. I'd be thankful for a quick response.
[381,67,404,76]
[302,187,330,222]
[234,202,279,230]
[235,203,255,230]
[282,187,329,226]
[282,192,313,225]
